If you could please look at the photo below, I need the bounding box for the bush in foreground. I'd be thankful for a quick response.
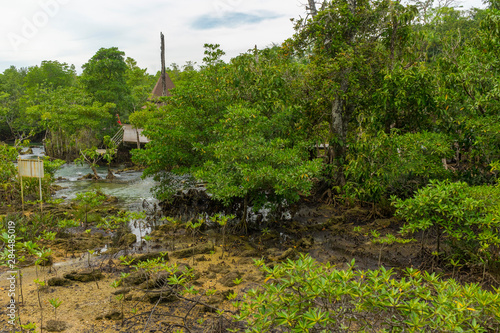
[235,254,500,332]
[392,180,500,270]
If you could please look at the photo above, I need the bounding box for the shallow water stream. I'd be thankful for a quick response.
[19,145,158,243]
[20,145,157,208]
[53,164,157,210]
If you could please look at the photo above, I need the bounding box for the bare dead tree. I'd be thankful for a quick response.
[308,0,318,17]
[160,32,167,97]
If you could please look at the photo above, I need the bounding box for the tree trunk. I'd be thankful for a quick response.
[327,0,357,188]
[57,130,60,158]
[160,32,167,97]
[106,167,115,180]
[241,195,249,234]
[330,103,346,186]
[308,0,318,17]
[91,166,101,180]
[136,128,141,149]
[329,68,352,187]
[436,225,441,254]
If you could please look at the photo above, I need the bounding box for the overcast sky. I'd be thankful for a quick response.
[0,0,486,75]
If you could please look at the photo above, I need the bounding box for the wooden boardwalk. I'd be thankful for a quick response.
[122,124,149,144]
[104,124,149,153]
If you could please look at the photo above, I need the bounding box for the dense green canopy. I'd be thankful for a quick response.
[1,0,499,216]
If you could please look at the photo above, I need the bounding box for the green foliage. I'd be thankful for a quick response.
[393,180,500,266]
[289,0,419,186]
[26,86,115,133]
[195,106,323,207]
[0,91,11,136]
[0,141,63,202]
[98,211,145,231]
[236,254,500,332]
[491,160,500,176]
[186,218,204,232]
[48,297,62,320]
[41,231,56,241]
[0,143,18,183]
[210,213,234,259]
[102,135,116,160]
[436,7,500,119]
[34,279,46,287]
[25,85,114,158]
[57,218,79,229]
[133,45,321,213]
[459,114,500,176]
[426,4,500,183]
[75,147,103,179]
[0,49,156,147]
[74,191,107,225]
[371,230,415,266]
[21,322,37,330]
[43,157,65,179]
[186,217,204,264]
[0,66,28,140]
[1,0,498,225]
[34,247,52,266]
[132,257,194,289]
[0,214,59,258]
[345,131,453,202]
[81,47,132,117]
[131,44,230,182]
[101,135,117,178]
[416,6,483,60]
[368,63,439,134]
[24,60,76,91]
[162,216,183,251]
[125,57,156,112]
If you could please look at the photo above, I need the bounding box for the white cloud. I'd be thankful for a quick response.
[0,0,486,74]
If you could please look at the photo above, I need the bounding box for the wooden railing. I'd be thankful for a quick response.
[111,126,125,147]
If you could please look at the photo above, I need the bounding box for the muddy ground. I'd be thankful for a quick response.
[0,200,495,333]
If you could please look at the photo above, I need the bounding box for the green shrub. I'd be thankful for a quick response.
[0,143,17,183]
[0,143,64,204]
[43,157,65,179]
[74,190,106,225]
[344,131,453,203]
[0,143,19,204]
[392,180,500,268]
[235,254,500,332]
[461,115,500,176]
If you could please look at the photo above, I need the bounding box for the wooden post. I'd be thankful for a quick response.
[136,128,141,149]
[18,158,24,212]
[160,32,167,97]
[38,156,43,213]
[18,158,44,213]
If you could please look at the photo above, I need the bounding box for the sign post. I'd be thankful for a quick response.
[38,157,43,213]
[17,157,44,213]
[19,168,23,212]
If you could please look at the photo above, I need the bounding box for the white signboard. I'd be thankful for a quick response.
[18,158,45,212]
[18,159,44,178]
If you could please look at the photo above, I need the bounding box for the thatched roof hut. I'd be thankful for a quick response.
[150,72,175,98]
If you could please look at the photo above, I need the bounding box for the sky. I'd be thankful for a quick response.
[0,0,487,75]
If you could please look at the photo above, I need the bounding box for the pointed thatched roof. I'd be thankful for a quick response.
[151,73,175,98]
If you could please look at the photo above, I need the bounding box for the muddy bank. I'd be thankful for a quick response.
[2,195,498,332]
[0,201,420,333]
